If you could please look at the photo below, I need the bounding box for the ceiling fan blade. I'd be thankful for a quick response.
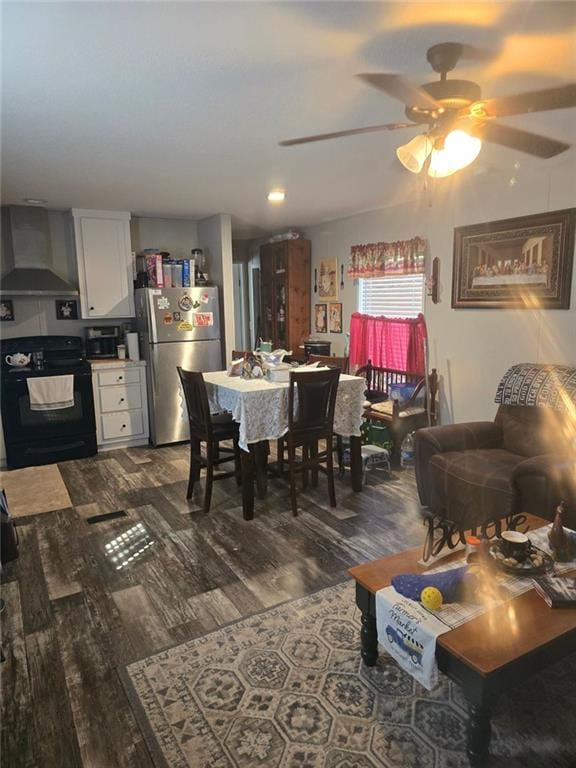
[356,73,439,110]
[471,84,576,118]
[480,121,570,158]
[459,44,497,62]
[278,122,417,147]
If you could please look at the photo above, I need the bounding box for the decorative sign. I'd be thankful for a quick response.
[318,257,338,301]
[1,299,15,321]
[328,302,342,333]
[55,300,78,320]
[314,303,327,334]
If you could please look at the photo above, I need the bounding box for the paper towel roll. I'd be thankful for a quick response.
[126,332,140,361]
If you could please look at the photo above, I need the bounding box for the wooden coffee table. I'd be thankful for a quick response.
[349,515,576,767]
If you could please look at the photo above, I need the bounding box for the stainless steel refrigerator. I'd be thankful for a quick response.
[135,287,222,446]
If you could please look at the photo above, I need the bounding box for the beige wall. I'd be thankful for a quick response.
[198,214,235,361]
[304,162,576,424]
[130,216,199,258]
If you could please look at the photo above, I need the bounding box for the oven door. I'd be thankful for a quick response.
[1,371,97,468]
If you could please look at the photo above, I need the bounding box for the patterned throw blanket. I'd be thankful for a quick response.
[495,363,576,412]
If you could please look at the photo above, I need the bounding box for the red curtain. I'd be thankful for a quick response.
[348,237,426,279]
[349,312,427,373]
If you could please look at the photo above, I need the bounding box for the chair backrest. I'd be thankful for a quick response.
[177,367,212,439]
[288,367,341,437]
[232,350,250,360]
[308,354,349,374]
[359,360,423,394]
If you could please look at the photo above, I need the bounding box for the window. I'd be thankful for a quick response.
[358,274,425,318]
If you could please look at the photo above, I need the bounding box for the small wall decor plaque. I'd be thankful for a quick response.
[314,303,327,333]
[318,257,338,301]
[0,299,14,321]
[328,302,342,333]
[55,300,78,320]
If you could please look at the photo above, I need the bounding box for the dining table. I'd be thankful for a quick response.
[203,370,367,519]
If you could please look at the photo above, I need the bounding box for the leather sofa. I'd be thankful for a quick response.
[415,403,576,531]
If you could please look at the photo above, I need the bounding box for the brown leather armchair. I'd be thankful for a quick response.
[415,403,576,531]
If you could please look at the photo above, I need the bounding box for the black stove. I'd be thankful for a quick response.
[1,336,97,469]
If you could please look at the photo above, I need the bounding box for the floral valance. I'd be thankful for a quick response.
[348,236,426,279]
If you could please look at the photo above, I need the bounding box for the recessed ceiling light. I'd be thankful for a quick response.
[267,190,286,203]
[23,198,47,205]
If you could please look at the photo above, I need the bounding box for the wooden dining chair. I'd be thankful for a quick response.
[177,367,241,514]
[285,367,341,516]
[308,354,349,374]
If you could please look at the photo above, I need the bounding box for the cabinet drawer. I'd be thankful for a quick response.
[97,368,141,387]
[99,384,141,413]
[101,411,144,441]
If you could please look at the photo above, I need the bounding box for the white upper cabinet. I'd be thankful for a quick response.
[72,209,134,318]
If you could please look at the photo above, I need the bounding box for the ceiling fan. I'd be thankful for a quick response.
[279,42,576,178]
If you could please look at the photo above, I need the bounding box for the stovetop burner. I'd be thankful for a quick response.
[0,335,90,378]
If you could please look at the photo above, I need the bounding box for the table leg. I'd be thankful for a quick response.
[254,440,268,499]
[240,448,255,521]
[466,702,492,768]
[360,611,379,667]
[355,583,378,667]
[350,435,363,492]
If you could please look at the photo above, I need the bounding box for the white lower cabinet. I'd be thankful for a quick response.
[91,360,149,449]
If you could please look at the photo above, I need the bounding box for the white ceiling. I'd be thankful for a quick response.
[2,1,576,236]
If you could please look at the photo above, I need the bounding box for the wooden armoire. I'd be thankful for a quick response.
[259,239,310,353]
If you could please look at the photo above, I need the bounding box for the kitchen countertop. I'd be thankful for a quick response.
[88,358,146,367]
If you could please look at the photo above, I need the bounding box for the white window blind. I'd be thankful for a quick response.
[358,274,425,318]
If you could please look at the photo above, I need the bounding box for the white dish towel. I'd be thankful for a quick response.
[27,375,74,411]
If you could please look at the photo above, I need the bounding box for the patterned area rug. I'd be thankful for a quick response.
[123,582,576,768]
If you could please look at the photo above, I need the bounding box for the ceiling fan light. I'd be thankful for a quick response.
[396,134,433,173]
[428,129,482,178]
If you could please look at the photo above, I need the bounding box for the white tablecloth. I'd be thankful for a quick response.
[203,371,366,451]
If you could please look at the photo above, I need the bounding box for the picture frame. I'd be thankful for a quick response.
[328,302,342,333]
[0,299,14,321]
[55,299,79,320]
[452,208,575,309]
[314,303,327,334]
[318,257,338,301]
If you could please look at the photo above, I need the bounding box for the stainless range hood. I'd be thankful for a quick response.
[0,205,78,296]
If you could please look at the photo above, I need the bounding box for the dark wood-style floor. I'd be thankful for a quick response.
[1,443,426,768]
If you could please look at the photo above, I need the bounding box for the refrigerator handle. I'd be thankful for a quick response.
[151,357,159,399]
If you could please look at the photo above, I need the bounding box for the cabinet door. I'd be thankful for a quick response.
[287,240,311,351]
[74,210,134,319]
[260,243,276,345]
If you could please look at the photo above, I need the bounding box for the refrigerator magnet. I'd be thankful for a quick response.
[157,296,170,310]
[163,313,173,325]
[200,293,210,304]
[177,320,193,331]
[179,295,193,311]
[172,311,181,321]
[193,312,213,327]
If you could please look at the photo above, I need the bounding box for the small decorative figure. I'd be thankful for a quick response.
[548,501,574,562]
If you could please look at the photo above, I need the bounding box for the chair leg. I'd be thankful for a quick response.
[203,449,214,514]
[288,441,299,517]
[187,437,202,499]
[277,438,285,474]
[302,445,309,490]
[310,440,319,488]
[336,435,344,476]
[326,440,337,508]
